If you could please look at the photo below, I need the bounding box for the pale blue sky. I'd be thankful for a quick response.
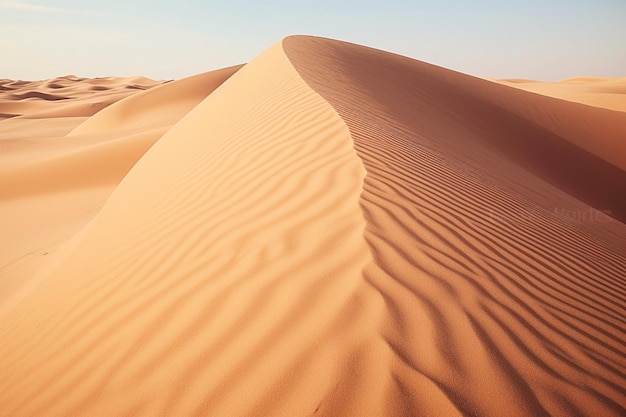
[1,0,625,81]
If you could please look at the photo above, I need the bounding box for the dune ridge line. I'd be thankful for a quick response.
[0,39,385,416]
[283,35,626,417]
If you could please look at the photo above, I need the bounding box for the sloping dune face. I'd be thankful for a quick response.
[284,36,626,416]
[69,65,243,136]
[0,76,164,319]
[1,36,625,417]
[0,76,162,120]
[495,77,626,113]
[0,42,377,416]
[0,68,240,318]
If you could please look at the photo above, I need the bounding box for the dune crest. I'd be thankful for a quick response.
[0,41,381,416]
[0,35,624,417]
[284,35,626,417]
[69,65,242,136]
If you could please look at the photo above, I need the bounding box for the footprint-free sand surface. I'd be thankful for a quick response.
[1,36,624,416]
[493,76,626,113]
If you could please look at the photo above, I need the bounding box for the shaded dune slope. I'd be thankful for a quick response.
[0,42,379,416]
[284,37,626,222]
[284,36,626,417]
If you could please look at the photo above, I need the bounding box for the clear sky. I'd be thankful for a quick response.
[1,0,625,81]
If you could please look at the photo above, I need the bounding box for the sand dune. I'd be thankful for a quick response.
[0,40,376,417]
[0,36,624,417]
[0,76,163,120]
[0,77,159,320]
[0,67,240,319]
[284,36,626,416]
[69,65,242,136]
[494,76,626,113]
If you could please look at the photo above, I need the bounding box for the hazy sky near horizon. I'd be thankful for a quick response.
[1,0,625,81]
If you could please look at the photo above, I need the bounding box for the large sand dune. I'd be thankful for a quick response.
[0,36,624,416]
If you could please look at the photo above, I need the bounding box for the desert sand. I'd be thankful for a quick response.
[493,76,626,113]
[0,36,624,416]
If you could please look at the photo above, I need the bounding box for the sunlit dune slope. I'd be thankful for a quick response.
[0,76,162,120]
[0,41,376,416]
[0,67,241,319]
[69,65,243,135]
[1,76,164,319]
[0,35,624,417]
[0,65,243,199]
[494,76,626,113]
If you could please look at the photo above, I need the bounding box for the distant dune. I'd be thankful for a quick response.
[0,36,624,417]
[493,76,626,113]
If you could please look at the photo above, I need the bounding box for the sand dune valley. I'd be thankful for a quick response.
[1,35,626,416]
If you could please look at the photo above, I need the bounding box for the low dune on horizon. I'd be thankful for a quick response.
[491,76,626,113]
[1,35,625,417]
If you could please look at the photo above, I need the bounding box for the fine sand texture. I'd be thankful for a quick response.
[0,36,625,417]
[284,36,626,417]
